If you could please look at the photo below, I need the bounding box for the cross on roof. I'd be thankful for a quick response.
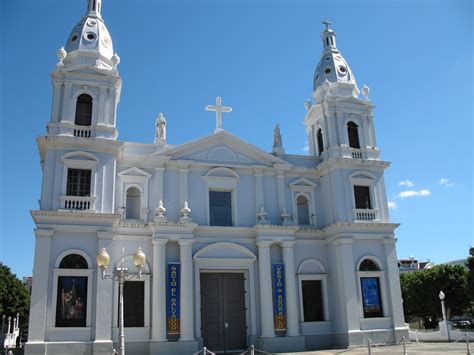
[322,19,331,30]
[205,96,232,133]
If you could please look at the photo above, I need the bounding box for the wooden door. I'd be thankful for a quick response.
[201,273,247,352]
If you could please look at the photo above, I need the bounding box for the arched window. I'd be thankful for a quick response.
[347,121,360,149]
[296,195,310,225]
[59,254,88,269]
[358,258,384,318]
[359,259,379,272]
[55,253,90,327]
[75,94,92,126]
[317,128,324,156]
[126,187,141,220]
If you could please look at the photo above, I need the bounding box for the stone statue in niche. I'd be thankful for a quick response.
[155,112,166,142]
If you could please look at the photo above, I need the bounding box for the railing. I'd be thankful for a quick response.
[73,126,92,138]
[59,196,96,210]
[352,149,364,159]
[194,345,271,355]
[353,208,379,221]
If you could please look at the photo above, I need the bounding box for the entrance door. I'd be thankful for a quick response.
[200,273,247,352]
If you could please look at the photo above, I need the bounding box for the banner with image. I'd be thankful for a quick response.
[167,262,181,335]
[361,277,383,318]
[272,263,286,331]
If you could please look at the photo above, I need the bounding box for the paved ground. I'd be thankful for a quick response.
[274,341,472,355]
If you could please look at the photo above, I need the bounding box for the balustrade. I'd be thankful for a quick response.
[73,126,92,138]
[353,208,379,221]
[59,196,96,210]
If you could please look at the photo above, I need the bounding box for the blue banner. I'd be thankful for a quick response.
[167,262,180,334]
[361,277,382,317]
[272,263,286,331]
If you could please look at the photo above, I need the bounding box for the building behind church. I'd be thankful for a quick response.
[26,1,408,354]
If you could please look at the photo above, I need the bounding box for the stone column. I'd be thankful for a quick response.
[27,229,53,342]
[97,86,107,126]
[280,241,299,336]
[256,240,275,338]
[179,239,194,341]
[152,239,168,341]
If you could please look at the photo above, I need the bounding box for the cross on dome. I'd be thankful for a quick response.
[322,19,331,30]
[205,97,232,133]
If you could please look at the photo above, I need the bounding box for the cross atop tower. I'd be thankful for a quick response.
[205,97,232,133]
[322,19,331,30]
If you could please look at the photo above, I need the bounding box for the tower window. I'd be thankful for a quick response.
[75,94,92,126]
[296,195,310,225]
[209,191,232,226]
[326,37,329,46]
[347,121,360,149]
[317,128,324,156]
[354,185,372,209]
[66,168,91,197]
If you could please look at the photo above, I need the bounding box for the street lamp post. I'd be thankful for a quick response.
[97,247,147,355]
[439,290,446,321]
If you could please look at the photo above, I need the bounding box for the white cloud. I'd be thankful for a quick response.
[388,201,398,210]
[439,178,454,187]
[398,189,432,198]
[302,142,309,153]
[398,179,414,187]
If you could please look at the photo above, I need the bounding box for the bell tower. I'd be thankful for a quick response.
[304,20,379,161]
[47,0,121,140]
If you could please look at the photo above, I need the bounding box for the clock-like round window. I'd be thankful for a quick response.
[325,67,331,74]
[84,32,96,41]
[338,66,347,74]
[70,34,78,42]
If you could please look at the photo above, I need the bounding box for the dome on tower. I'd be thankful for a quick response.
[64,0,114,61]
[312,20,358,97]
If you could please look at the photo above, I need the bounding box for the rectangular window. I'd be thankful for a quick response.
[361,277,383,318]
[209,191,232,226]
[66,168,91,196]
[55,276,88,327]
[120,281,145,327]
[354,185,372,209]
[301,280,324,322]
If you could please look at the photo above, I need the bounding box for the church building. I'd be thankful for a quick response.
[26,1,408,354]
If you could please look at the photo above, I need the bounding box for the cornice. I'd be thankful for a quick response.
[37,135,123,157]
[31,210,120,226]
[316,157,390,177]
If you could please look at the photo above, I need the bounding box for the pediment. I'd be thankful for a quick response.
[289,177,317,188]
[164,131,290,168]
[193,242,256,261]
[118,167,152,179]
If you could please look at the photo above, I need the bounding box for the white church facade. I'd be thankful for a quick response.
[26,1,408,354]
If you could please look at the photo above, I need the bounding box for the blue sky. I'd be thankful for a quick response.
[1,0,472,278]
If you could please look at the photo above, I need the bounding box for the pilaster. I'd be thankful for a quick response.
[256,240,275,338]
[276,173,286,215]
[154,166,165,210]
[27,229,53,342]
[152,238,168,341]
[178,162,190,208]
[280,241,299,336]
[382,238,406,328]
[254,168,264,213]
[94,231,115,342]
[178,239,195,341]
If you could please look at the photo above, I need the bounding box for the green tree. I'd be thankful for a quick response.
[0,263,30,336]
[400,264,469,328]
[467,247,474,301]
